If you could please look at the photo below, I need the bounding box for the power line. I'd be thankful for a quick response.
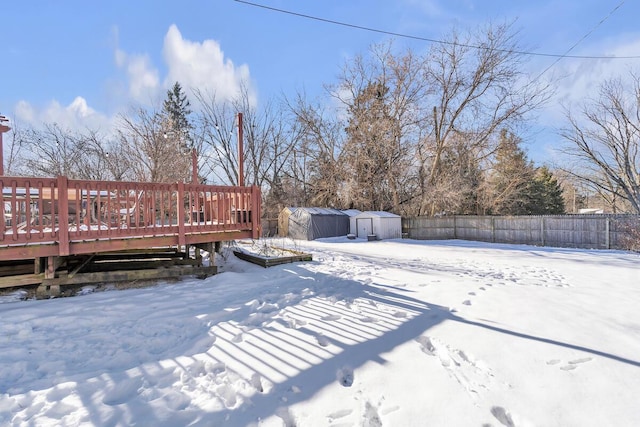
[234,0,640,60]
[533,0,626,81]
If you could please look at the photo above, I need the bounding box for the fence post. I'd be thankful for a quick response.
[491,217,495,243]
[541,217,545,247]
[605,216,610,249]
[453,215,457,239]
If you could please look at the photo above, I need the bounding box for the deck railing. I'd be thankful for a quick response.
[1,176,261,258]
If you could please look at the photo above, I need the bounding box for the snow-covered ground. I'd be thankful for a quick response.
[1,238,639,426]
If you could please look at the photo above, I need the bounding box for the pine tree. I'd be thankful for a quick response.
[528,166,565,214]
[486,129,536,215]
[163,82,193,150]
[343,81,397,211]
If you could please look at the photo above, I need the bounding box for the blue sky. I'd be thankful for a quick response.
[2,0,640,162]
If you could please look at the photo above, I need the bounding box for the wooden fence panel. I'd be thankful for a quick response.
[493,216,543,245]
[402,214,639,250]
[402,217,456,240]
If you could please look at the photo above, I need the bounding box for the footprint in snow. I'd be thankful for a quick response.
[560,357,593,371]
[216,384,238,408]
[337,366,354,387]
[251,373,264,393]
[316,334,330,347]
[363,401,383,427]
[102,377,143,406]
[462,300,472,306]
[327,408,353,421]
[415,335,436,356]
[276,407,297,427]
[491,406,515,427]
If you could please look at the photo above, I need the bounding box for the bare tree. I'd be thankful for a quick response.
[231,88,297,190]
[2,120,27,176]
[17,123,89,178]
[283,24,549,216]
[420,133,485,215]
[333,42,426,213]
[81,131,132,181]
[419,22,551,215]
[195,85,301,217]
[246,100,301,216]
[8,120,131,181]
[285,92,347,208]
[195,90,242,185]
[560,73,640,214]
[118,107,191,183]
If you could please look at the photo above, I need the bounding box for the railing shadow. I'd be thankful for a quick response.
[2,258,637,426]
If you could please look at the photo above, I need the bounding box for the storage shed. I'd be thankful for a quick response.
[286,207,349,240]
[277,207,297,237]
[341,209,361,235]
[352,211,402,240]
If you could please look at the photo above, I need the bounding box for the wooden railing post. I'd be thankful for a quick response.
[58,175,70,256]
[177,181,186,248]
[252,185,261,239]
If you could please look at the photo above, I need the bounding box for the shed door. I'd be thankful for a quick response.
[356,218,374,238]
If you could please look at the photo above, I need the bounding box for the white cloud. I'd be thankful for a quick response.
[114,48,161,104]
[162,24,255,106]
[522,34,640,163]
[9,24,254,137]
[14,97,114,132]
[532,34,640,128]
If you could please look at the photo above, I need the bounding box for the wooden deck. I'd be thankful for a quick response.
[1,175,261,296]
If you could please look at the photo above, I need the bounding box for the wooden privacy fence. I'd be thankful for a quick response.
[1,175,261,260]
[402,215,639,250]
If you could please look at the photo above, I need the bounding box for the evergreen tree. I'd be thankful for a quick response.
[343,81,397,211]
[528,166,565,214]
[163,82,193,150]
[486,129,536,215]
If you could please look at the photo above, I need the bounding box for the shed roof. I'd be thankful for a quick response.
[355,210,401,218]
[295,207,348,216]
[341,209,362,217]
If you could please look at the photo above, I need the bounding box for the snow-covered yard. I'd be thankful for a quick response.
[1,238,638,426]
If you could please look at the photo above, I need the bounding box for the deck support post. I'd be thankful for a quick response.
[195,246,202,266]
[45,256,57,279]
[37,256,61,298]
[34,257,43,274]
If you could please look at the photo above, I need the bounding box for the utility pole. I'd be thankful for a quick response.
[237,112,244,186]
